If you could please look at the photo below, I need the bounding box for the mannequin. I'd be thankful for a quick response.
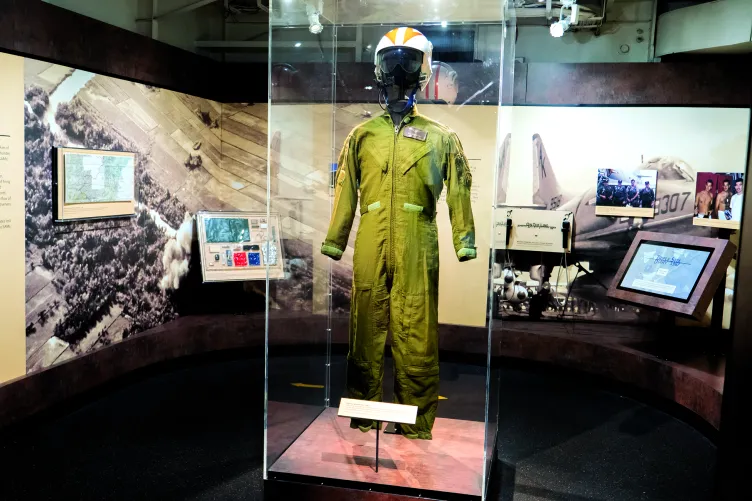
[378,50,422,128]
[321,27,477,439]
[384,82,418,128]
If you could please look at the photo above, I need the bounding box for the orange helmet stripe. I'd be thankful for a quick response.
[402,27,423,44]
[385,28,399,44]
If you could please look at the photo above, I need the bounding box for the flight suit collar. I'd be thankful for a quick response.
[382,104,421,126]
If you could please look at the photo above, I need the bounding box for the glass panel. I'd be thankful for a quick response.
[264,0,336,476]
[485,4,516,498]
[266,2,511,499]
[492,7,750,499]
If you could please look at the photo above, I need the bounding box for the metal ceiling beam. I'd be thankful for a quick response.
[195,40,358,49]
[154,0,219,20]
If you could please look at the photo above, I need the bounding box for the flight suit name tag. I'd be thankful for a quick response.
[403,126,428,142]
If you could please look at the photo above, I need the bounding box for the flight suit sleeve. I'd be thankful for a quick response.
[321,132,359,260]
[444,132,477,262]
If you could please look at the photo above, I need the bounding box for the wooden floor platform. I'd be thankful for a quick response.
[269,407,486,498]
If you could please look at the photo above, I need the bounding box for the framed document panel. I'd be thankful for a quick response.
[54,147,137,221]
[607,231,736,319]
[196,211,285,282]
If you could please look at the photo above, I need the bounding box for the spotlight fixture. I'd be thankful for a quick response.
[306,1,323,34]
[549,0,579,38]
[549,17,570,38]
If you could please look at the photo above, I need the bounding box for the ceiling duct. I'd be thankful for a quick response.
[656,0,752,56]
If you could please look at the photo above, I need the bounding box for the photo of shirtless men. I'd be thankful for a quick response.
[694,173,744,222]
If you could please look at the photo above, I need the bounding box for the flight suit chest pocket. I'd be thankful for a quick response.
[402,143,442,203]
[400,143,433,176]
[360,144,388,174]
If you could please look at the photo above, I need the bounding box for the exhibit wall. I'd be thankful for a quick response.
[13,54,269,380]
[502,106,750,326]
[5,49,751,386]
[269,103,750,328]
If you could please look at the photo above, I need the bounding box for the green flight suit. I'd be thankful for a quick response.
[321,106,477,440]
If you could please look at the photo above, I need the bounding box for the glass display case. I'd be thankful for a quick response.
[264,1,515,499]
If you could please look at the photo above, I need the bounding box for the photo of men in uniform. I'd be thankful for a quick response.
[595,168,657,217]
[639,180,656,209]
[693,172,744,229]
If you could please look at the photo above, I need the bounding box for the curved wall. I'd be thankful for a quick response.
[0,313,724,432]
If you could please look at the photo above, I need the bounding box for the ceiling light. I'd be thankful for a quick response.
[549,18,570,38]
[294,42,302,47]
[309,15,323,34]
[441,21,448,28]
[306,2,323,34]
[550,0,578,38]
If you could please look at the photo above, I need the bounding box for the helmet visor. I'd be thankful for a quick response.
[377,47,423,75]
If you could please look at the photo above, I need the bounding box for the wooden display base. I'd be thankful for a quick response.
[267,407,488,500]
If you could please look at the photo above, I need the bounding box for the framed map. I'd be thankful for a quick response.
[55,147,137,220]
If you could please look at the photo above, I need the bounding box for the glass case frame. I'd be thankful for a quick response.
[264,2,515,499]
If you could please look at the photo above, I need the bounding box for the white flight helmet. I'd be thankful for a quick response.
[374,27,434,91]
[424,61,458,104]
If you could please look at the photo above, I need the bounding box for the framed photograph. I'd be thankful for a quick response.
[196,211,285,282]
[594,168,657,218]
[54,147,137,221]
[693,172,744,230]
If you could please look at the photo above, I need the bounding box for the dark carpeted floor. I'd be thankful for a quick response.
[0,355,716,501]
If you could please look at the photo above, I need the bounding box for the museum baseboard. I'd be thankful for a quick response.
[0,313,724,436]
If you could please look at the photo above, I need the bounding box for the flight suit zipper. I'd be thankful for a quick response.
[389,118,406,280]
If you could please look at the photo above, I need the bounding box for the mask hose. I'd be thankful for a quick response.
[380,83,420,114]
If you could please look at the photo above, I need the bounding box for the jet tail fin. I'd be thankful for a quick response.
[532,134,565,210]
[496,133,511,205]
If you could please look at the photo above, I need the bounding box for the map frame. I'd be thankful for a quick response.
[55,147,137,221]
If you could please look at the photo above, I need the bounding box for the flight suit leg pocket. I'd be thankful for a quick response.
[394,363,440,439]
[349,283,375,362]
[346,354,382,433]
[348,282,387,402]
[347,285,383,427]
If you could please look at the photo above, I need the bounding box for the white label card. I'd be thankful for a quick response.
[338,398,418,425]
[495,207,573,253]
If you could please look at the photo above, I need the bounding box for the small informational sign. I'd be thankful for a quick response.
[338,398,417,425]
[196,211,285,282]
[495,208,572,253]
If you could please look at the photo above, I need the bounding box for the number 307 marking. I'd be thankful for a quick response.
[659,192,691,214]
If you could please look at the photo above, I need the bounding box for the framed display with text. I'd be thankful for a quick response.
[607,231,736,319]
[494,207,572,253]
[54,147,137,221]
[196,211,285,282]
